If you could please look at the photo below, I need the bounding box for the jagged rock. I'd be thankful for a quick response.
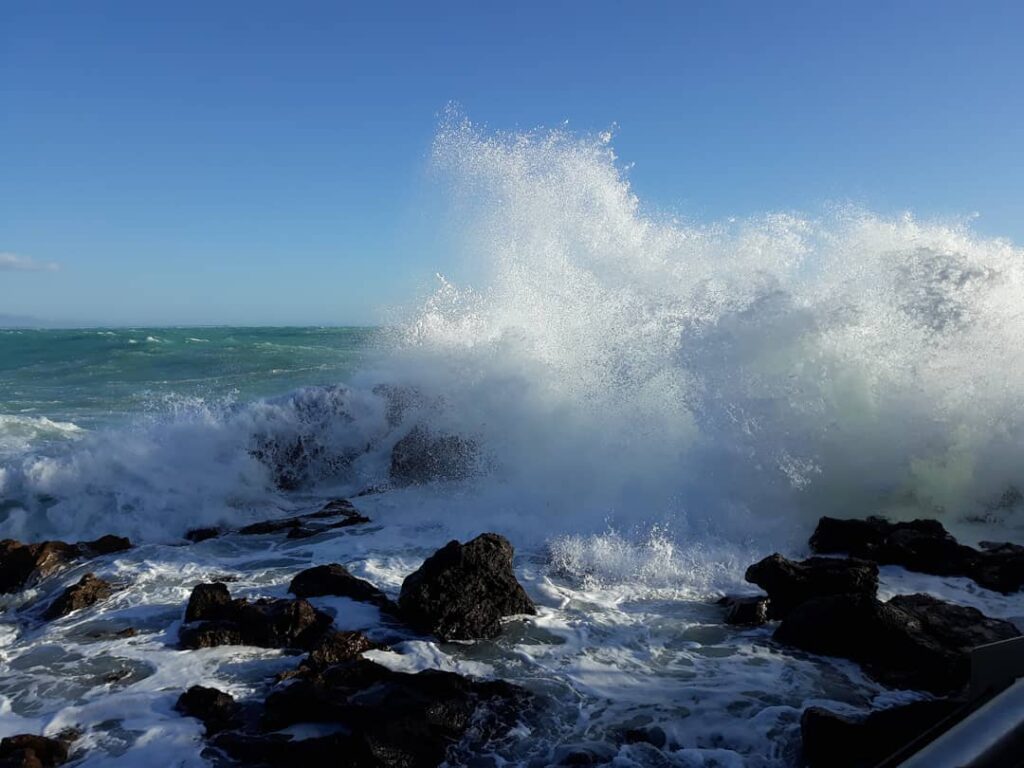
[258,658,527,767]
[0,536,131,594]
[179,582,332,650]
[175,686,240,735]
[773,592,1020,693]
[801,699,961,768]
[288,564,395,611]
[718,595,770,626]
[0,734,69,768]
[239,500,369,538]
[304,630,377,670]
[398,533,536,641]
[390,426,477,486]
[810,516,1024,593]
[744,553,878,618]
[43,573,113,620]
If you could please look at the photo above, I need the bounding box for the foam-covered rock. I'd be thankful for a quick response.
[0,536,131,594]
[43,573,113,620]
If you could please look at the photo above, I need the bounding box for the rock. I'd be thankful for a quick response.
[719,595,770,626]
[0,735,69,768]
[390,426,477,486]
[42,573,113,620]
[810,516,1024,593]
[175,686,239,735]
[0,536,131,594]
[773,592,1020,693]
[744,553,878,618]
[398,533,536,641]
[304,630,376,669]
[288,564,395,610]
[259,658,527,767]
[179,582,332,651]
[184,527,222,543]
[239,500,369,538]
[801,699,960,768]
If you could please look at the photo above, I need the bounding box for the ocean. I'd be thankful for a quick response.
[2,120,1024,766]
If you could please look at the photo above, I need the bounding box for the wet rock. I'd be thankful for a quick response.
[398,533,536,641]
[810,516,1024,593]
[239,500,370,538]
[718,595,770,626]
[801,699,960,768]
[259,658,527,767]
[0,735,69,768]
[179,582,332,651]
[175,686,239,735]
[0,536,131,594]
[744,553,878,618]
[773,592,1020,693]
[304,630,376,669]
[390,426,478,486]
[43,573,113,620]
[288,563,395,610]
[184,527,222,543]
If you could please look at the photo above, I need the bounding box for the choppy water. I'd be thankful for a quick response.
[2,116,1024,766]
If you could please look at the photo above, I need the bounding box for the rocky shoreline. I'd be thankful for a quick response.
[0,504,1021,767]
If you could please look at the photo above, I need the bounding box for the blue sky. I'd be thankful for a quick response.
[2,1,1022,326]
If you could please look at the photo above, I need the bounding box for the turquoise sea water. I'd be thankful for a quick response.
[0,327,378,442]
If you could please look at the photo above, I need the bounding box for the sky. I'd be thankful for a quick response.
[2,0,1022,326]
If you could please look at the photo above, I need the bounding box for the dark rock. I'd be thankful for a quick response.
[184,527,222,543]
[398,533,536,641]
[304,630,376,669]
[744,553,878,618]
[179,582,332,651]
[801,699,961,768]
[774,592,1020,693]
[390,426,477,486]
[810,516,1024,593]
[622,726,667,748]
[239,500,369,538]
[288,564,395,611]
[0,536,131,594]
[0,735,69,768]
[719,595,770,626]
[175,686,239,735]
[260,658,527,767]
[43,573,113,620]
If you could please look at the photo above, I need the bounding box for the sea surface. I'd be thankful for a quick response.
[2,119,1024,766]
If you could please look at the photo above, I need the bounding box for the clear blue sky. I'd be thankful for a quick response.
[2,1,1022,326]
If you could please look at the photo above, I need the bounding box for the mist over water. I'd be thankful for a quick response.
[3,117,1024,567]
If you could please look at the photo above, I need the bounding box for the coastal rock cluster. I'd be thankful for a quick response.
[729,515,1024,767]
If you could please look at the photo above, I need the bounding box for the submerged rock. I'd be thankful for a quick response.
[810,516,1024,593]
[774,592,1020,693]
[718,595,770,626]
[744,553,878,618]
[43,573,113,620]
[288,563,395,611]
[0,734,70,768]
[801,699,960,768]
[175,686,240,735]
[0,536,131,594]
[390,426,478,486]
[398,533,536,641]
[179,582,332,650]
[239,499,370,539]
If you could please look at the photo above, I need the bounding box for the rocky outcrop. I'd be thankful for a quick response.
[801,699,960,768]
[398,533,536,641]
[178,582,332,650]
[185,499,369,543]
[718,595,770,626]
[288,563,395,611]
[0,734,71,768]
[43,573,113,620]
[810,516,1024,593]
[744,553,878,618]
[390,426,477,486]
[175,686,240,735]
[0,536,131,594]
[773,592,1020,693]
